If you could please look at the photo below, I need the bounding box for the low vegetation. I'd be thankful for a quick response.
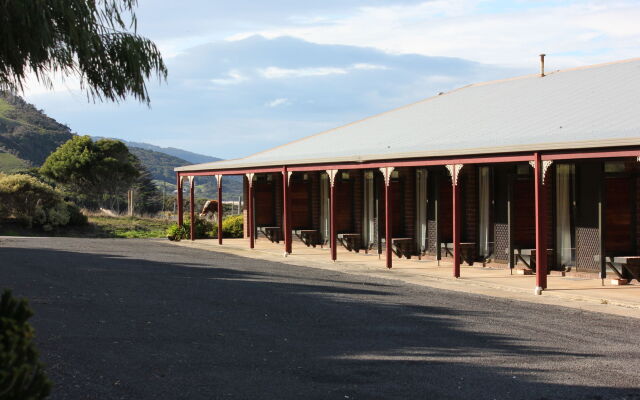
[0,290,52,399]
[167,214,244,241]
[0,173,86,230]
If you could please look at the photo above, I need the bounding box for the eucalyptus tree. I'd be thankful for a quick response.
[0,0,166,104]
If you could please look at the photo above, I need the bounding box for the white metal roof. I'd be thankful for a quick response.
[177,58,640,172]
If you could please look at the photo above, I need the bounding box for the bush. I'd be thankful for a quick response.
[0,173,70,228]
[221,215,243,238]
[167,216,243,240]
[183,217,214,239]
[166,224,187,241]
[0,290,52,399]
[65,202,88,226]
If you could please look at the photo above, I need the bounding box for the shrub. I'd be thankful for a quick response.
[0,173,70,228]
[183,217,214,239]
[166,224,187,241]
[65,202,88,226]
[221,215,243,238]
[0,290,52,399]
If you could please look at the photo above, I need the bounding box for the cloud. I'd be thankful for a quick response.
[259,63,391,79]
[352,63,390,71]
[210,69,248,85]
[230,0,640,68]
[260,66,349,79]
[265,98,289,107]
[22,36,519,159]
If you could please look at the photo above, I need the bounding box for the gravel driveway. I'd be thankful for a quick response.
[1,237,639,400]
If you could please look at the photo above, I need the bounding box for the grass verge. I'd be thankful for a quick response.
[0,215,173,239]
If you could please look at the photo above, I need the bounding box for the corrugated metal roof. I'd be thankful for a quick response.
[177,58,640,172]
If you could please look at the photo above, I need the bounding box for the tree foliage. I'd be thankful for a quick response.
[0,290,52,399]
[0,173,72,229]
[40,136,139,210]
[132,161,162,214]
[0,0,166,104]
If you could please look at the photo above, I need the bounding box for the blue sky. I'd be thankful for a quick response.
[23,0,640,159]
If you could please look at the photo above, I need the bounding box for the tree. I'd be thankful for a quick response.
[132,163,162,214]
[0,290,52,399]
[40,136,139,211]
[0,0,166,104]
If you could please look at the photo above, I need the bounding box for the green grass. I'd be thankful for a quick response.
[0,215,174,239]
[0,97,13,117]
[87,216,172,238]
[0,151,29,173]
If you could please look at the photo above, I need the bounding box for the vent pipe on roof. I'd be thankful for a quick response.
[539,54,546,77]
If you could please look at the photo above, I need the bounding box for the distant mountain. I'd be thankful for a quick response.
[0,93,242,199]
[127,146,191,183]
[0,92,73,166]
[95,138,220,165]
[127,146,242,200]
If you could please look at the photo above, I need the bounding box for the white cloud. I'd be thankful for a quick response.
[352,63,390,71]
[260,66,349,79]
[228,0,640,68]
[210,69,248,85]
[265,98,289,107]
[259,63,390,79]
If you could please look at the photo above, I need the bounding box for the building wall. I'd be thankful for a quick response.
[311,172,321,232]
[353,170,363,241]
[403,168,416,248]
[274,173,282,230]
[243,176,248,238]
[461,165,478,249]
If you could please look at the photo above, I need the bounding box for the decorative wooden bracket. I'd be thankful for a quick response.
[326,169,338,187]
[530,160,554,184]
[379,167,395,186]
[215,174,222,189]
[282,170,293,186]
[188,176,195,185]
[445,164,463,186]
[246,173,255,188]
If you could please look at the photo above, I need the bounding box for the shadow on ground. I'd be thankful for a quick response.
[1,239,639,400]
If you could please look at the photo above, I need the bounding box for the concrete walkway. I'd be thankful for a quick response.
[171,238,640,319]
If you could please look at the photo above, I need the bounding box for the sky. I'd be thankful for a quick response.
[22,0,640,159]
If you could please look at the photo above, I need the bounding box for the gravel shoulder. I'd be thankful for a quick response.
[1,237,639,400]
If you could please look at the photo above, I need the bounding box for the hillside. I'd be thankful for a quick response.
[121,140,221,164]
[0,92,73,166]
[107,144,243,199]
[128,146,191,183]
[0,92,242,199]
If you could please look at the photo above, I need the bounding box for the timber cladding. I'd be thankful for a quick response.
[290,175,311,229]
[353,170,363,239]
[402,168,416,245]
[513,175,535,249]
[255,178,276,227]
[334,173,354,233]
[311,172,320,232]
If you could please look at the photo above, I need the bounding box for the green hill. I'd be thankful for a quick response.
[0,92,242,199]
[0,92,73,166]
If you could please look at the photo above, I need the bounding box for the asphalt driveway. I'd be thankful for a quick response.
[1,237,639,400]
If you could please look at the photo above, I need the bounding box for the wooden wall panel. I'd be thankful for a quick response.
[254,181,275,226]
[513,179,535,248]
[439,179,453,242]
[335,177,354,233]
[290,179,311,229]
[390,180,404,236]
[605,176,633,254]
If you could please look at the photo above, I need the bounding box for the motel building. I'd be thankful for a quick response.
[175,57,640,294]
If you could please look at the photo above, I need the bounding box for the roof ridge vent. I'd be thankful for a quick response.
[540,54,546,77]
